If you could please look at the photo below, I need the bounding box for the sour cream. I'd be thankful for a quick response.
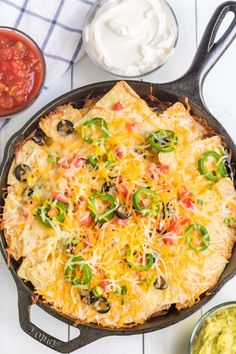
[83,0,178,76]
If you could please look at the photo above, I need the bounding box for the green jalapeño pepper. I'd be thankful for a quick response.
[64,256,92,286]
[198,151,227,182]
[104,151,115,168]
[126,251,154,271]
[87,155,99,169]
[120,285,127,295]
[185,224,210,252]
[87,151,115,169]
[88,192,117,223]
[37,199,67,228]
[133,188,159,216]
[224,217,236,227]
[148,130,178,153]
[81,117,109,144]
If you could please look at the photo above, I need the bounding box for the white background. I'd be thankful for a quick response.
[0,1,236,353]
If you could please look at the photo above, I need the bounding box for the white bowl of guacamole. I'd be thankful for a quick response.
[190,302,236,354]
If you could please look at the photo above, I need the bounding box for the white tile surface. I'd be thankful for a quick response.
[0,260,69,354]
[0,1,236,353]
[197,0,236,141]
[145,312,201,354]
[69,326,143,354]
[144,0,197,83]
[202,278,236,315]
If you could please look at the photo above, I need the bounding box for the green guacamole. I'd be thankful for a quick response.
[192,306,236,354]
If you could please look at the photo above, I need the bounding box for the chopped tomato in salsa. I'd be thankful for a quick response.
[0,30,44,115]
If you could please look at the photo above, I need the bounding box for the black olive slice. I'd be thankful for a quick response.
[32,128,46,146]
[80,290,97,305]
[159,202,175,220]
[94,296,111,314]
[102,181,115,193]
[154,275,168,290]
[134,147,148,160]
[166,202,175,217]
[145,96,172,113]
[14,164,31,182]
[72,100,85,109]
[23,187,34,198]
[27,188,34,197]
[115,205,131,219]
[57,120,74,136]
[158,201,166,221]
[222,157,233,180]
[66,238,79,255]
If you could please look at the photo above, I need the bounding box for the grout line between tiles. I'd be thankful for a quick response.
[66,324,70,354]
[68,323,70,341]
[195,0,198,48]
[71,65,74,91]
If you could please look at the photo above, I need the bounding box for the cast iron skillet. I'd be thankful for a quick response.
[0,2,236,353]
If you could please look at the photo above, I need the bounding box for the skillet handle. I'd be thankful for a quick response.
[17,285,108,353]
[188,1,236,82]
[159,2,236,109]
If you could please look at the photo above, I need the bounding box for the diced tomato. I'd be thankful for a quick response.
[183,197,195,209]
[126,122,139,133]
[115,146,126,159]
[180,218,190,226]
[163,231,177,245]
[158,218,167,232]
[14,95,25,104]
[52,192,67,204]
[158,164,169,173]
[11,42,26,59]
[179,187,193,199]
[22,205,29,217]
[149,163,169,179]
[179,187,195,209]
[77,196,86,206]
[134,211,143,218]
[160,216,179,243]
[0,83,8,93]
[0,95,13,109]
[70,156,85,168]
[159,217,178,236]
[0,47,13,60]
[116,176,128,198]
[81,212,93,228]
[58,157,69,168]
[84,235,93,247]
[101,279,111,293]
[113,101,123,111]
[58,156,85,170]
[169,218,179,233]
[63,189,69,197]
[113,216,130,226]
[149,163,160,179]
[118,184,128,197]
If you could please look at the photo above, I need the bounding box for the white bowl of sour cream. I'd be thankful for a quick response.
[83,0,178,77]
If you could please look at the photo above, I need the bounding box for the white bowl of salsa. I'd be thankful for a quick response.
[0,27,46,118]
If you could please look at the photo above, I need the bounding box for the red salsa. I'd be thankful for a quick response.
[0,29,45,116]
